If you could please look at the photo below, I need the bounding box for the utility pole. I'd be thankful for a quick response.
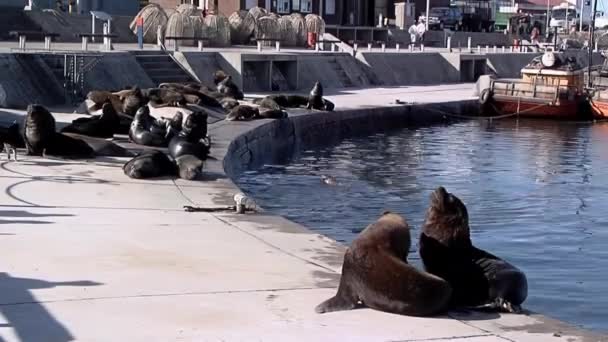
[580,0,585,32]
[546,0,551,32]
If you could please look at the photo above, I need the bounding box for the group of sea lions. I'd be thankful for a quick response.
[316,186,528,317]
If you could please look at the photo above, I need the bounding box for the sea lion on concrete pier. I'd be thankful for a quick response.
[220,97,240,111]
[316,212,452,316]
[257,109,288,119]
[123,150,177,179]
[420,187,528,313]
[323,99,335,112]
[175,154,204,180]
[128,106,170,147]
[61,102,120,138]
[226,105,259,121]
[23,104,56,155]
[168,111,210,160]
[253,97,282,111]
[144,88,188,108]
[217,76,244,100]
[307,82,325,110]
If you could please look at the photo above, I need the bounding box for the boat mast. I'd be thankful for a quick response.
[588,0,598,88]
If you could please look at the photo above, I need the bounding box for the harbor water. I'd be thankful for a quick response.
[236,119,608,332]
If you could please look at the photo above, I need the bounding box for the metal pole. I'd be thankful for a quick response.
[580,0,585,32]
[546,0,551,32]
[91,13,95,42]
[588,0,598,88]
[426,0,430,31]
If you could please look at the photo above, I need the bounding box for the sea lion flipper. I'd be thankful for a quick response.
[315,293,358,314]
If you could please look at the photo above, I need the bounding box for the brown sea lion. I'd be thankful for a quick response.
[123,150,177,179]
[316,212,452,316]
[217,76,244,100]
[175,154,204,180]
[226,105,259,121]
[253,97,282,111]
[307,81,325,110]
[420,187,528,313]
[23,104,56,155]
[61,102,120,138]
[257,109,288,119]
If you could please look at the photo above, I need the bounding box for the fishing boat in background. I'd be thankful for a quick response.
[589,52,608,118]
[480,51,595,120]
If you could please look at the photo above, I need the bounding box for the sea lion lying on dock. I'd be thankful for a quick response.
[420,187,528,313]
[217,76,244,100]
[123,150,177,179]
[24,105,94,159]
[61,102,120,139]
[129,106,172,147]
[226,106,288,121]
[316,212,452,316]
[168,111,210,160]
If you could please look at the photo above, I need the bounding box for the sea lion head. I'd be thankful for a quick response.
[26,104,56,130]
[377,211,411,260]
[101,102,118,120]
[310,81,323,96]
[422,187,471,249]
[123,92,146,116]
[134,105,150,119]
[182,111,208,141]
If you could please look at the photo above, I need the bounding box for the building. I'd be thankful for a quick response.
[9,0,140,15]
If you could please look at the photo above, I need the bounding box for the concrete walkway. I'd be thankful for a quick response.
[0,86,604,341]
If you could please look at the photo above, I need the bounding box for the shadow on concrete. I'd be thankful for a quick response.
[449,309,500,321]
[0,272,102,342]
[0,210,73,218]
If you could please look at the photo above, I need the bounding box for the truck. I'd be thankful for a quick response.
[549,2,591,32]
[450,0,496,32]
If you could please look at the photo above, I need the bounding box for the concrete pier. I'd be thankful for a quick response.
[0,85,605,341]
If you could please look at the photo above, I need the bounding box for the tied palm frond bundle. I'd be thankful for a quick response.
[165,12,195,46]
[176,3,200,16]
[289,13,307,46]
[229,10,251,44]
[243,6,268,42]
[278,16,297,47]
[255,16,280,47]
[130,4,168,43]
[203,15,231,47]
[305,14,325,35]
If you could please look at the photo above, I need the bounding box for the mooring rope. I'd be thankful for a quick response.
[423,102,550,120]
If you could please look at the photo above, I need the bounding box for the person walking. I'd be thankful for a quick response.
[408,21,418,49]
[416,19,427,46]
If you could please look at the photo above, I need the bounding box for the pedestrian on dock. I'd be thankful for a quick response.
[409,22,418,49]
[417,20,427,45]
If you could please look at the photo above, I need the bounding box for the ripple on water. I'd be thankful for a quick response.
[236,119,608,333]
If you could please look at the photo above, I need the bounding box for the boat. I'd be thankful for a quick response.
[480,51,595,120]
[589,52,608,118]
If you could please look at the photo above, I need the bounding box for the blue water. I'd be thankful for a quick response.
[236,119,608,332]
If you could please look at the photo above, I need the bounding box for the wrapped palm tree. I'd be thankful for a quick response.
[255,16,280,47]
[305,14,325,35]
[176,4,200,16]
[129,4,168,44]
[289,13,307,47]
[243,6,268,42]
[278,16,297,47]
[203,15,231,47]
[165,12,195,46]
[190,16,204,40]
[229,10,252,44]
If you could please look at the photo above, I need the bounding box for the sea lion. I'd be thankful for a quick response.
[23,105,94,158]
[217,76,244,100]
[286,95,310,108]
[123,150,177,179]
[257,109,288,119]
[323,99,335,112]
[420,187,528,313]
[220,97,240,111]
[122,88,147,116]
[226,105,259,121]
[253,97,282,111]
[213,70,229,85]
[168,111,210,160]
[175,154,204,180]
[61,102,120,138]
[62,133,133,157]
[144,88,187,108]
[0,121,25,161]
[128,106,169,147]
[23,104,56,155]
[316,212,452,316]
[307,81,325,110]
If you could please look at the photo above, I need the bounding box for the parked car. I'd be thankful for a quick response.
[419,7,463,30]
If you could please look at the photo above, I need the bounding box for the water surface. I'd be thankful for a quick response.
[236,119,608,332]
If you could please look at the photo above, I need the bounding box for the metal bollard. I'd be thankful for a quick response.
[381,43,386,52]
[315,42,319,52]
[421,44,425,52]
[198,40,204,51]
[467,37,472,52]
[157,25,163,48]
[367,43,372,51]
[502,46,506,53]
[257,40,262,52]
[396,43,400,52]
[447,36,451,50]
[485,45,489,53]
[275,40,280,52]
[477,45,481,53]
[509,46,513,52]
[173,39,179,52]
[595,41,598,52]
[44,36,52,50]
[409,43,413,52]
[331,43,336,52]
[493,46,497,53]
[18,35,26,50]
[81,36,88,51]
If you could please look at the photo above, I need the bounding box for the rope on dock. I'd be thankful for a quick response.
[423,102,549,121]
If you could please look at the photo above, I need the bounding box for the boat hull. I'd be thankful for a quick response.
[590,99,608,119]
[486,96,592,120]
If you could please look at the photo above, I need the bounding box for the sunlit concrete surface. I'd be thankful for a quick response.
[0,86,604,341]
